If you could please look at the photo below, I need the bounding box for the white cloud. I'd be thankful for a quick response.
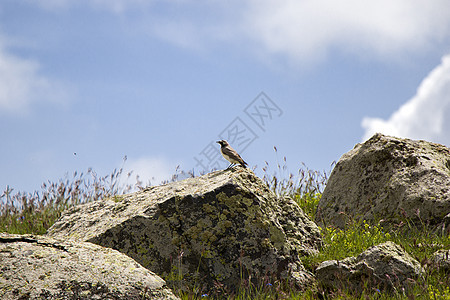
[26,0,450,63]
[122,156,180,187]
[361,54,450,143]
[139,0,450,63]
[0,41,67,115]
[241,0,450,63]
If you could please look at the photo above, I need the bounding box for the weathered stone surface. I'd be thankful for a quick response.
[316,133,450,230]
[316,241,424,294]
[0,233,178,300]
[431,249,450,272]
[47,168,321,294]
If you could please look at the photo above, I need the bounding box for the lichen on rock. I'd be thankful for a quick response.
[316,133,450,231]
[0,233,178,299]
[316,241,424,295]
[47,168,322,294]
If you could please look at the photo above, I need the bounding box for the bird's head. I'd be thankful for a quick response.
[216,140,229,147]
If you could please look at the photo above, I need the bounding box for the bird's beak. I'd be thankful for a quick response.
[216,141,220,143]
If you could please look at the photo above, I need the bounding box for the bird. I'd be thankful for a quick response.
[216,140,248,169]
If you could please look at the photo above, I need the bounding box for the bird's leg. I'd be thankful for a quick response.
[226,163,234,170]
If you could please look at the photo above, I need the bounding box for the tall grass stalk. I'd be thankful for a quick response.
[262,147,330,197]
[0,158,140,234]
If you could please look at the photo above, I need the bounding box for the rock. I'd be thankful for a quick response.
[0,233,178,300]
[316,133,450,230]
[47,168,322,294]
[431,249,450,272]
[316,241,424,294]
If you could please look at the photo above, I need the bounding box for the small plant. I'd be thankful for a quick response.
[293,193,321,220]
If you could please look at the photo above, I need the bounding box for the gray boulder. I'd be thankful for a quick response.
[431,249,450,272]
[316,133,450,230]
[316,241,424,294]
[0,233,178,299]
[47,168,322,294]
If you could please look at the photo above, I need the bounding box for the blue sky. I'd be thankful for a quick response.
[2,0,450,193]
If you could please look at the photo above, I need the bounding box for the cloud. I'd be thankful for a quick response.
[241,0,450,63]
[122,156,180,187]
[26,0,450,63]
[361,54,450,144]
[0,41,67,115]
[140,0,450,63]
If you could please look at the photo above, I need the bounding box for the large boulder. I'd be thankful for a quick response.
[316,241,424,294]
[0,233,178,299]
[47,168,322,294]
[316,133,450,230]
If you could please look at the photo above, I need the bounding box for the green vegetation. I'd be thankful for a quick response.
[0,166,138,234]
[1,154,449,299]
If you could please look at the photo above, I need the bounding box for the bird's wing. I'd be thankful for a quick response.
[222,146,246,164]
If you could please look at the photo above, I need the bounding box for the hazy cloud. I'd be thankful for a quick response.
[122,156,179,187]
[27,1,450,63]
[0,43,66,114]
[362,54,450,144]
[30,0,153,13]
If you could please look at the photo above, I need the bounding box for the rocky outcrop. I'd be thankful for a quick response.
[316,241,424,294]
[47,168,321,294]
[431,249,450,272]
[316,133,450,230]
[0,233,178,299]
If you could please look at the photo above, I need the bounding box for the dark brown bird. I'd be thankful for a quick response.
[216,140,248,169]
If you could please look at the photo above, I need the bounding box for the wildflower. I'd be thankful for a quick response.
[201,294,208,298]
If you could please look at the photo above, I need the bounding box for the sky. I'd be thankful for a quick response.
[2,0,450,194]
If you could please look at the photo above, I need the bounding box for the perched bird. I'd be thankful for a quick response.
[216,140,248,169]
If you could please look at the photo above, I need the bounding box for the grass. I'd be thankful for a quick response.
[0,157,192,234]
[0,165,136,234]
[1,153,449,299]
